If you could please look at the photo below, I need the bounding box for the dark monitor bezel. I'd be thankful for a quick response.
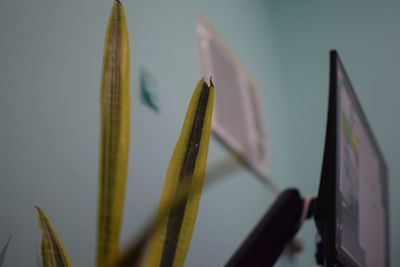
[315,50,389,267]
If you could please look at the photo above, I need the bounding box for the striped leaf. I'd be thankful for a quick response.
[145,79,215,267]
[97,0,130,267]
[35,207,72,267]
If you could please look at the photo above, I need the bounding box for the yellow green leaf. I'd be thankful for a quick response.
[145,78,215,267]
[35,206,72,267]
[97,0,130,266]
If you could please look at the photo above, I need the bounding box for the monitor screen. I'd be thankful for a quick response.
[335,52,388,267]
[315,51,389,267]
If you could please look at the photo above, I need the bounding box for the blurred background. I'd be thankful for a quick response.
[0,0,399,266]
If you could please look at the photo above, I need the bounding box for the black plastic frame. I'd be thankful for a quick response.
[315,50,389,267]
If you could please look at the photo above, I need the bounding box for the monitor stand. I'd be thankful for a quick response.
[225,188,316,267]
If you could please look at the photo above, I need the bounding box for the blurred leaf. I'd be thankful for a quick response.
[140,67,160,113]
[0,236,11,267]
[114,171,200,267]
[97,1,130,267]
[35,206,72,267]
[113,231,147,267]
[145,78,214,267]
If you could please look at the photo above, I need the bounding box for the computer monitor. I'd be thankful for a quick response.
[315,51,389,267]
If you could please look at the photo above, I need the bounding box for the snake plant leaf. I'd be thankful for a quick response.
[97,0,130,266]
[145,78,215,267]
[0,236,12,267]
[35,206,72,267]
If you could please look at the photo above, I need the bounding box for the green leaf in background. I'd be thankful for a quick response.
[0,236,11,267]
[35,206,72,267]
[97,0,131,266]
[140,67,160,113]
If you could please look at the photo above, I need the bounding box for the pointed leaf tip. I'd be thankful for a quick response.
[36,207,72,267]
